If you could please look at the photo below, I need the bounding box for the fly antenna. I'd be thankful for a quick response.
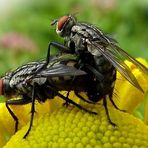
[51,19,58,26]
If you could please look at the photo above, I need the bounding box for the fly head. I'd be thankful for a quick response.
[1,72,16,97]
[51,15,76,37]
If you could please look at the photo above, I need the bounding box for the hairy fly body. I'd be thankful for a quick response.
[49,14,148,126]
[0,55,97,138]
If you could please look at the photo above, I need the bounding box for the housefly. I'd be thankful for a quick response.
[0,54,97,138]
[49,14,148,126]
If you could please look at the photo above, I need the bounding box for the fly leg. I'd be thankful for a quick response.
[46,85,97,114]
[63,91,70,107]
[62,61,86,106]
[109,95,126,112]
[48,42,72,54]
[57,92,97,115]
[23,83,37,138]
[103,97,116,126]
[6,96,32,133]
[75,91,96,104]
[32,42,72,75]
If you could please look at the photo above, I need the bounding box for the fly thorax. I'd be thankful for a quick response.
[70,34,86,53]
[71,25,94,43]
[71,25,102,55]
[32,77,47,85]
[9,76,23,88]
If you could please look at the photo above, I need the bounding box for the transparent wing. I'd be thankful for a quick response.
[91,41,148,93]
[111,44,148,74]
[35,64,86,77]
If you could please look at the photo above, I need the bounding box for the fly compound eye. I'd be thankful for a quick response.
[0,79,3,95]
[57,16,69,31]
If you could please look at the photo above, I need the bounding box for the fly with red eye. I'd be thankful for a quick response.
[48,14,148,126]
[50,14,148,93]
[0,54,99,138]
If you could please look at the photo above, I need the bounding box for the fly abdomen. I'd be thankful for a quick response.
[92,55,116,99]
[49,75,86,91]
[94,55,113,73]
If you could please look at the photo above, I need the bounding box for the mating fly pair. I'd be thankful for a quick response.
[48,14,148,126]
[0,54,97,138]
[1,14,148,139]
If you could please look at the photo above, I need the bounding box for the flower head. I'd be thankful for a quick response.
[4,102,148,148]
[0,58,148,147]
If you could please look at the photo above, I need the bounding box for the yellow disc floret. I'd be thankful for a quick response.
[4,102,148,148]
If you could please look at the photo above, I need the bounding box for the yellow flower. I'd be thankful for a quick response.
[0,58,148,147]
[3,102,148,148]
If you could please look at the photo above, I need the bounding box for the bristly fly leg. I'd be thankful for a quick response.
[31,42,72,75]
[6,103,18,133]
[40,42,72,69]
[62,61,86,107]
[75,91,96,104]
[23,83,38,138]
[63,91,70,107]
[46,85,97,114]
[109,94,126,112]
[103,97,116,127]
[6,95,32,133]
[57,92,97,115]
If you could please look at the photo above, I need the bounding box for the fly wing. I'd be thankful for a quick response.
[82,23,148,74]
[35,64,86,77]
[85,25,148,74]
[111,44,148,74]
[91,41,146,93]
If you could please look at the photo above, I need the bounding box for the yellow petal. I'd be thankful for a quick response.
[144,93,148,125]
[114,58,148,113]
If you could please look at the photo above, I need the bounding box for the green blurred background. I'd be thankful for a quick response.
[0,0,148,74]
